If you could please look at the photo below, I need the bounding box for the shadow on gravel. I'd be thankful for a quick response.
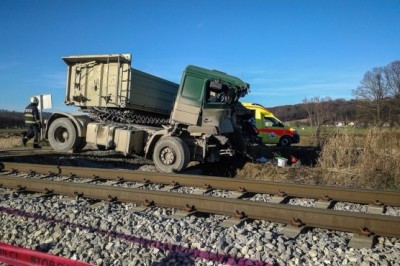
[152,253,195,266]
[0,149,155,171]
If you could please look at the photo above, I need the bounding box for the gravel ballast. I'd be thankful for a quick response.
[0,190,399,265]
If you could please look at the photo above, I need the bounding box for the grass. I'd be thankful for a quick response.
[295,126,368,147]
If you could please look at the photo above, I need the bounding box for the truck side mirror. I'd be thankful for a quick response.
[209,80,222,91]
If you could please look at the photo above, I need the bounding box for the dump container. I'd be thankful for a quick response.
[63,54,179,115]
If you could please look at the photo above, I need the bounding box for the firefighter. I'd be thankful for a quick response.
[22,96,42,148]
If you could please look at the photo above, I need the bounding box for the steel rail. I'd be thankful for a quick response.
[0,175,399,238]
[1,162,399,207]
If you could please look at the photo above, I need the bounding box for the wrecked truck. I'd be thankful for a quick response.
[45,54,256,173]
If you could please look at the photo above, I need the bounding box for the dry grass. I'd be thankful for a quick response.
[0,133,23,149]
[236,163,322,185]
[317,127,400,190]
[237,127,400,191]
[0,132,49,149]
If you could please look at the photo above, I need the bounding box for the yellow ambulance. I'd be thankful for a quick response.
[242,102,300,146]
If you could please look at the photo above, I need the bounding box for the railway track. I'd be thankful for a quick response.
[1,162,400,247]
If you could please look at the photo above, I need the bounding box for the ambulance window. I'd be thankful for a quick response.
[264,117,282,127]
[264,117,274,127]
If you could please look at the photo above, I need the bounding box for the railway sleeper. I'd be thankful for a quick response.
[367,205,385,215]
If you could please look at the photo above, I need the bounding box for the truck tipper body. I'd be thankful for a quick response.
[63,54,179,124]
[242,102,300,147]
[46,54,255,173]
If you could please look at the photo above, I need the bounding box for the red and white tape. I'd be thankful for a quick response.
[0,242,93,266]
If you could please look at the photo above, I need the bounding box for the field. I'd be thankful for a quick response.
[1,127,399,191]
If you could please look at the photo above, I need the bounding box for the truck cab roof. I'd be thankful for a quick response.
[185,65,249,90]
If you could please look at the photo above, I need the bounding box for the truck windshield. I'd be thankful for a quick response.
[206,81,249,106]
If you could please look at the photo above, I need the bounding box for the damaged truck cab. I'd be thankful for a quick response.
[45,54,251,173]
[167,66,250,161]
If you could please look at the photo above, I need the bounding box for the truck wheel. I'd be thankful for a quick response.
[278,136,291,147]
[153,137,190,173]
[48,118,79,152]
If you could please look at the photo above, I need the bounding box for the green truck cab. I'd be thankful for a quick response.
[242,102,300,147]
[171,65,249,133]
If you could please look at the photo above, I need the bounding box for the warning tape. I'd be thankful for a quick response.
[0,242,93,266]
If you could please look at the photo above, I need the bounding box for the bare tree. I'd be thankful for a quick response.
[302,96,333,147]
[353,67,391,125]
[302,98,315,126]
[302,96,332,127]
[385,60,400,97]
[314,96,332,126]
[384,61,400,125]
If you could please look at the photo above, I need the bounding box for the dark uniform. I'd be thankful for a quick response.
[23,101,41,148]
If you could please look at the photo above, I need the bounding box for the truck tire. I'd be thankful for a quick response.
[48,118,79,152]
[153,137,190,173]
[278,136,291,147]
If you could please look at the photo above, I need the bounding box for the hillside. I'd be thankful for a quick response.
[268,99,358,125]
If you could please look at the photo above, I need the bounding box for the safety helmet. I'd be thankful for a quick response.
[30,96,39,104]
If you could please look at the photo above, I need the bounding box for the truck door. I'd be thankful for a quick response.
[170,74,204,125]
[201,80,234,134]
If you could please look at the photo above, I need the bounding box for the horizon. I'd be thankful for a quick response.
[1,0,399,112]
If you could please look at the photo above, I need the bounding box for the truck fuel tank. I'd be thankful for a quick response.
[86,123,144,155]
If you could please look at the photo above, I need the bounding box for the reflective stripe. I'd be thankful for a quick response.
[257,128,295,137]
[24,104,40,124]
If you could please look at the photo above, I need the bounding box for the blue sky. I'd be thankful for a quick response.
[0,0,399,112]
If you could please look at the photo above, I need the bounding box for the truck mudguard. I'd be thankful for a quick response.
[45,112,91,139]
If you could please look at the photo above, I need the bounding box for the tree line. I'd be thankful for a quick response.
[271,60,400,127]
[0,110,51,129]
[0,110,25,128]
